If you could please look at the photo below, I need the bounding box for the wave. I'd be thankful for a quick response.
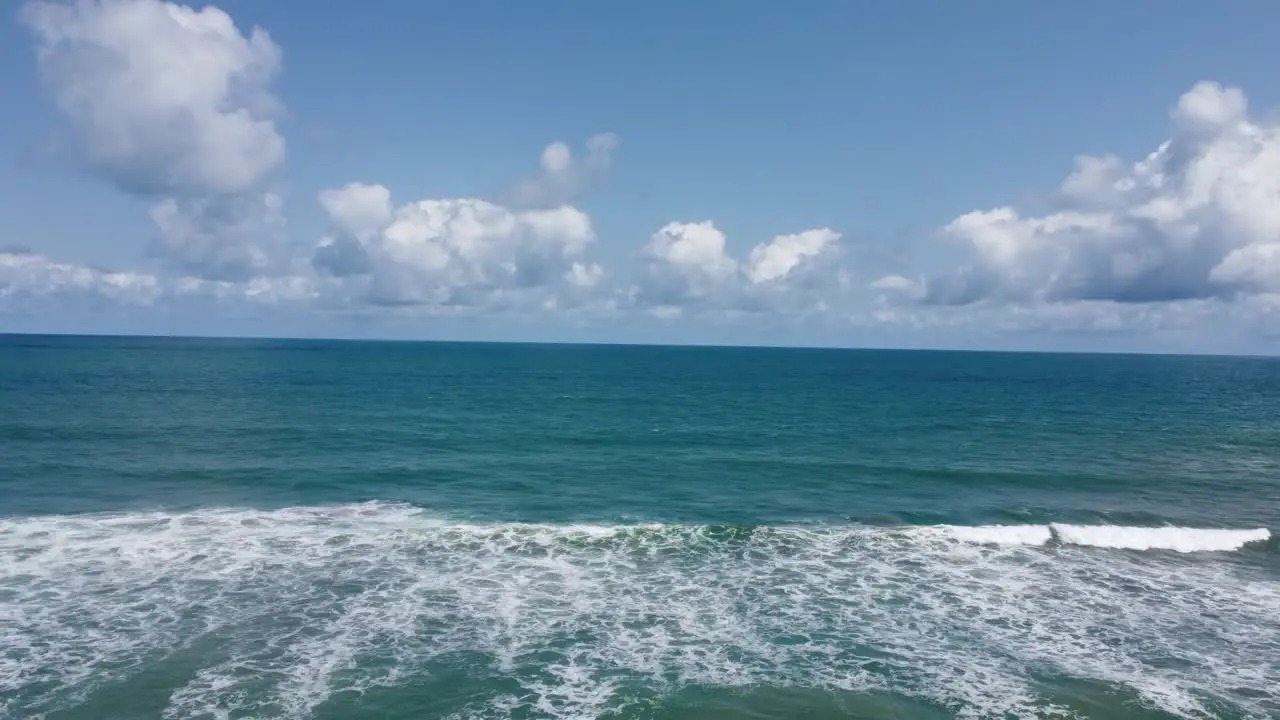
[1050,523,1271,553]
[922,522,1271,552]
[8,503,1267,552]
[2,503,1278,719]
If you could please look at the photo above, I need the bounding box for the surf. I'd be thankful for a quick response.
[3,503,1278,719]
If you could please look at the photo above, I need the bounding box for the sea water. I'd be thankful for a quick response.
[2,336,1277,719]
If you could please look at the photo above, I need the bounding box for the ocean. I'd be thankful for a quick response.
[1,334,1277,720]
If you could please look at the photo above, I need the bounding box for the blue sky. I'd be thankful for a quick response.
[3,0,1280,353]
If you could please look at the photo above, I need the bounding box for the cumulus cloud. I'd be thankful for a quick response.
[314,184,598,308]
[505,133,619,209]
[23,0,286,279]
[566,261,604,289]
[636,221,842,313]
[0,250,161,305]
[745,228,840,283]
[307,136,625,310]
[924,81,1280,306]
[1210,243,1280,292]
[638,221,738,307]
[319,183,394,242]
[148,192,285,280]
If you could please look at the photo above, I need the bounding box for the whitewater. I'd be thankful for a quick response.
[3,502,1277,719]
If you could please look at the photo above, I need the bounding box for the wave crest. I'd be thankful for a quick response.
[1050,524,1271,553]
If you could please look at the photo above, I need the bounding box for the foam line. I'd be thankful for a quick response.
[933,524,1054,546]
[1051,524,1271,553]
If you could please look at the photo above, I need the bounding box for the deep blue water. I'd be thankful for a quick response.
[1,335,1278,719]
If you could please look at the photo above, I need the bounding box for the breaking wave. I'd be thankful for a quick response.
[1050,523,1271,553]
[922,523,1271,552]
[2,503,1277,718]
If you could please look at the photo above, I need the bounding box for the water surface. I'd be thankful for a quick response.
[2,335,1277,719]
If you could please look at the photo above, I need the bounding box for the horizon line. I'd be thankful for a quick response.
[1,330,1275,361]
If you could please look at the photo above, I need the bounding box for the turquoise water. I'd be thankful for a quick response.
[1,335,1278,719]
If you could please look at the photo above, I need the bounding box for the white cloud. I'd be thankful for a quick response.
[148,192,285,280]
[505,133,619,209]
[845,292,1280,351]
[1210,243,1280,292]
[540,142,572,174]
[1174,81,1248,135]
[635,222,843,314]
[173,273,321,305]
[312,183,393,279]
[0,249,330,320]
[319,183,394,242]
[871,274,924,298]
[310,137,618,309]
[23,0,283,197]
[924,81,1280,306]
[23,0,287,279]
[745,228,840,283]
[639,221,737,305]
[314,185,598,308]
[0,251,161,304]
[566,261,604,288]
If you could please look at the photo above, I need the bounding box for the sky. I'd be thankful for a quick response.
[3,0,1280,353]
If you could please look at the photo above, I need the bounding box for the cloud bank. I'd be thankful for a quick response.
[10,1,1280,350]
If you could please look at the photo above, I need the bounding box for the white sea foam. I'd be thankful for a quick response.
[931,524,1054,546]
[900,522,1273,552]
[2,504,1278,719]
[1051,524,1271,553]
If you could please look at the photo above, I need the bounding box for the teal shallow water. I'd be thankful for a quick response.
[1,335,1278,719]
